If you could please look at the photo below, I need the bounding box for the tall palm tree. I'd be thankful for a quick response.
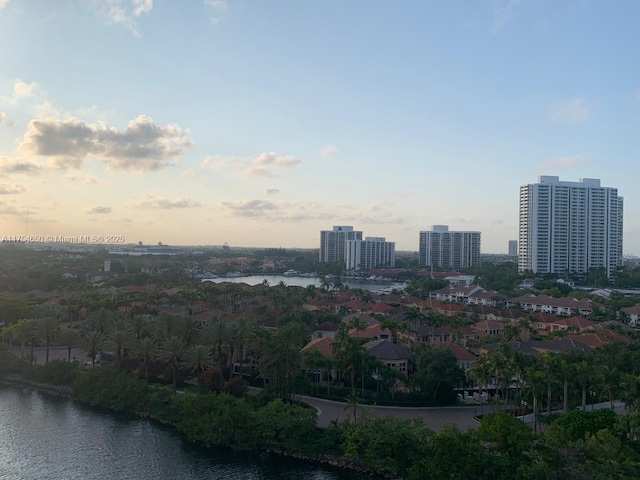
[161,335,187,390]
[83,330,106,367]
[57,326,80,363]
[133,336,158,384]
[573,360,592,410]
[109,328,130,368]
[184,345,214,382]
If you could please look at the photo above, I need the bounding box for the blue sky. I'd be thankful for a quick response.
[0,0,639,253]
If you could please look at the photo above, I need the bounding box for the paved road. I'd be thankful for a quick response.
[248,387,480,432]
[10,346,89,365]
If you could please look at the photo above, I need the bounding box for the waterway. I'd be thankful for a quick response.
[0,388,366,480]
[202,274,405,293]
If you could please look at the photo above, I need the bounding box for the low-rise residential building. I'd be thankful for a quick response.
[363,339,410,374]
[507,294,594,317]
[430,284,485,303]
[621,304,640,326]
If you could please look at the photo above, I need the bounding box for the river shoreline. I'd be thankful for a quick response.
[0,373,395,480]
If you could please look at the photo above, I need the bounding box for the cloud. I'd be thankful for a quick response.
[244,152,300,177]
[180,169,196,179]
[18,115,193,172]
[203,151,301,178]
[538,155,589,171]
[0,112,5,123]
[492,0,521,32]
[87,205,112,214]
[0,184,25,194]
[320,145,339,157]
[550,99,590,123]
[0,202,18,216]
[221,199,279,217]
[130,194,203,209]
[98,0,154,34]
[0,157,42,176]
[14,81,36,98]
[0,0,10,10]
[221,199,337,222]
[265,188,280,195]
[359,216,404,225]
[204,0,229,24]
[201,155,245,171]
[83,175,99,184]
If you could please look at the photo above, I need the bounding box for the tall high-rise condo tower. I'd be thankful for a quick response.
[518,176,623,278]
[319,226,363,263]
[508,240,518,257]
[419,225,481,270]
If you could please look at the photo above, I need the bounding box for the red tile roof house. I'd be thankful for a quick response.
[441,342,477,372]
[529,312,562,332]
[369,302,395,316]
[416,324,453,344]
[567,329,633,348]
[363,339,411,375]
[430,285,485,303]
[549,316,600,333]
[313,321,339,339]
[621,304,640,326]
[474,319,504,337]
[467,291,507,307]
[301,337,336,358]
[349,324,392,341]
[507,294,594,317]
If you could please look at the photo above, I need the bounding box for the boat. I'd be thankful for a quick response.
[283,269,298,277]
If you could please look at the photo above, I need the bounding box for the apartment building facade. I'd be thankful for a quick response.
[518,176,623,278]
[319,226,362,263]
[345,237,396,271]
[418,225,481,270]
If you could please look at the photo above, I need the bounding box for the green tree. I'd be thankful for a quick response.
[411,343,465,404]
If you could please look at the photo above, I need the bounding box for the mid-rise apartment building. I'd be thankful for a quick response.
[518,176,623,278]
[319,226,362,263]
[419,225,481,270]
[345,237,395,271]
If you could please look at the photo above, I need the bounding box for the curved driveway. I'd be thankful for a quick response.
[294,394,480,431]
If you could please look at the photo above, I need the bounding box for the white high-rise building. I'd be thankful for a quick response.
[419,225,481,270]
[518,176,623,278]
[319,226,363,263]
[345,237,395,271]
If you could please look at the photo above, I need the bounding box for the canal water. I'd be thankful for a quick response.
[0,388,365,480]
[202,274,404,293]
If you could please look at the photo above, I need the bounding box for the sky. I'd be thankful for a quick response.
[1,0,639,254]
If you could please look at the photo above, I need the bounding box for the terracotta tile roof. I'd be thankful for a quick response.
[622,304,640,316]
[370,303,394,314]
[301,337,335,357]
[363,339,410,360]
[442,342,477,362]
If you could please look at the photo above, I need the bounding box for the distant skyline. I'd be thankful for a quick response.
[1,1,640,254]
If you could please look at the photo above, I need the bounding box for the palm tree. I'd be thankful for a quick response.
[133,337,158,384]
[184,345,214,382]
[349,317,367,339]
[204,318,231,370]
[161,335,187,390]
[109,328,130,368]
[83,330,106,367]
[573,360,592,410]
[467,355,494,412]
[333,325,366,396]
[595,364,619,411]
[37,315,60,365]
[57,326,80,363]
